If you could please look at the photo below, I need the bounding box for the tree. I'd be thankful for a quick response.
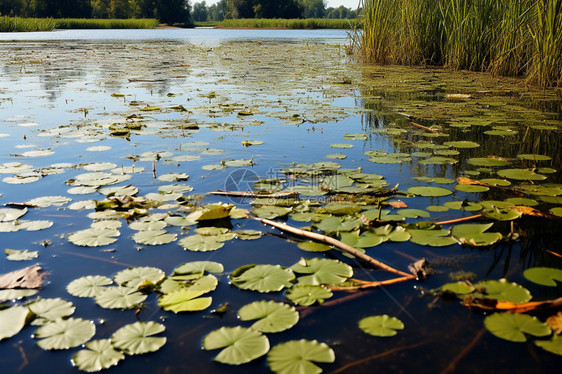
[299,0,325,19]
[208,0,226,21]
[154,0,191,24]
[192,1,208,21]
[226,0,302,19]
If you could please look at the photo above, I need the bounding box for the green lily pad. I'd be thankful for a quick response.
[359,315,404,337]
[454,184,490,193]
[267,339,335,374]
[480,178,511,186]
[484,312,550,342]
[190,203,234,221]
[128,220,167,231]
[314,216,362,233]
[111,321,166,355]
[467,158,510,167]
[408,186,453,197]
[231,264,295,293]
[505,197,538,206]
[482,206,522,221]
[0,306,30,341]
[71,339,125,372]
[5,248,38,261]
[396,209,430,219]
[443,201,482,211]
[285,285,333,306]
[441,281,475,294]
[550,207,562,217]
[68,228,120,247]
[178,235,224,252]
[252,205,293,219]
[0,207,27,222]
[34,317,95,350]
[291,258,353,286]
[28,298,75,322]
[158,289,212,313]
[235,229,263,240]
[94,286,147,309]
[476,279,532,303]
[343,133,368,140]
[451,223,502,246]
[67,275,113,298]
[238,300,299,333]
[427,205,449,212]
[297,241,331,252]
[517,154,551,161]
[174,261,224,275]
[535,334,562,356]
[407,228,456,247]
[131,230,177,245]
[202,326,269,365]
[157,173,189,182]
[330,143,353,149]
[114,267,165,288]
[0,289,38,302]
[444,141,480,148]
[497,168,547,181]
[322,176,354,191]
[523,267,562,287]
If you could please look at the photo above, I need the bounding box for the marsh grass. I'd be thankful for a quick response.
[55,18,159,29]
[0,16,56,32]
[219,18,359,29]
[361,0,562,87]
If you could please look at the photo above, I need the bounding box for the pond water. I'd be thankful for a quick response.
[0,29,561,374]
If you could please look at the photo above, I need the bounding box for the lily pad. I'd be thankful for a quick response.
[476,279,532,303]
[5,248,38,261]
[202,326,269,365]
[408,186,452,197]
[517,154,551,161]
[158,289,212,313]
[467,158,510,167]
[297,241,331,252]
[67,275,113,298]
[174,261,224,275]
[444,141,479,148]
[28,298,75,322]
[231,264,295,293]
[94,286,147,309]
[359,315,404,337]
[71,339,125,372]
[535,334,562,356]
[111,321,166,355]
[407,228,456,247]
[291,258,353,286]
[113,267,166,288]
[441,281,475,294]
[238,300,299,333]
[0,207,27,222]
[132,230,177,245]
[0,306,30,341]
[285,285,333,306]
[34,317,95,350]
[178,235,224,252]
[497,168,547,181]
[523,267,562,287]
[451,223,502,246]
[454,184,489,193]
[267,339,335,374]
[68,228,120,247]
[484,312,550,342]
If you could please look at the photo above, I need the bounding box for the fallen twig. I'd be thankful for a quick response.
[440,329,486,374]
[410,121,438,133]
[152,160,156,179]
[208,190,299,198]
[435,214,483,225]
[463,296,562,313]
[260,218,414,278]
[329,276,413,291]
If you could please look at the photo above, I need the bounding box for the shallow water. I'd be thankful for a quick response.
[0,29,561,373]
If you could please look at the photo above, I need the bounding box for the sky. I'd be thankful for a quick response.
[199,1,362,9]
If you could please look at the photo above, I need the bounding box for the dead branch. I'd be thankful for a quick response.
[462,296,562,313]
[329,276,413,291]
[410,121,438,133]
[435,214,483,225]
[208,190,299,198]
[260,218,415,278]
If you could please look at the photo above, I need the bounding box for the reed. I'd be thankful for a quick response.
[54,18,159,29]
[0,16,56,32]
[360,0,562,87]
[218,18,358,30]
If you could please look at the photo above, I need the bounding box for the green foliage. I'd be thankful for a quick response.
[0,16,56,31]
[55,18,159,29]
[202,326,270,365]
[218,18,359,29]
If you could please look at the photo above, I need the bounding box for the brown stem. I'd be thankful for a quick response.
[332,339,434,374]
[52,249,133,267]
[299,289,375,318]
[440,329,486,374]
[410,121,438,133]
[435,214,483,226]
[260,218,414,278]
[208,190,299,198]
[329,276,413,291]
[152,160,156,178]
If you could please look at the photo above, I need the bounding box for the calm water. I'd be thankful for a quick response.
[0,29,561,373]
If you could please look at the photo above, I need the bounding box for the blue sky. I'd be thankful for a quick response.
[199,1,362,9]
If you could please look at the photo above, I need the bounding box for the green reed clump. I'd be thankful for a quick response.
[0,16,56,32]
[219,18,358,30]
[360,0,562,87]
[54,18,159,29]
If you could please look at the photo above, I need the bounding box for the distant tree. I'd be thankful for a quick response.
[154,0,190,24]
[192,1,208,21]
[0,0,24,16]
[226,0,302,19]
[109,0,131,18]
[208,0,226,21]
[299,0,325,18]
[326,5,356,19]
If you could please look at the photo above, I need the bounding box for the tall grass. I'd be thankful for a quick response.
[55,19,159,29]
[0,16,56,32]
[219,18,359,30]
[360,0,562,87]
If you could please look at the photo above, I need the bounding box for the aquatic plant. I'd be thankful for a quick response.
[0,16,56,32]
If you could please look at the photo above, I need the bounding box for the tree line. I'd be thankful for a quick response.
[193,0,359,22]
[0,0,191,24]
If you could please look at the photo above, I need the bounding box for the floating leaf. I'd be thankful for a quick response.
[497,168,547,181]
[484,313,550,342]
[407,228,456,247]
[68,228,120,247]
[359,315,404,337]
[467,158,510,167]
[476,279,532,303]
[178,235,224,252]
[291,258,352,286]
[523,267,562,287]
[72,339,125,372]
[28,298,75,322]
[252,205,293,219]
[444,141,479,148]
[0,289,38,302]
[0,207,27,222]
[231,264,295,293]
[238,300,299,333]
[451,223,502,246]
[67,275,113,298]
[550,207,562,218]
[454,184,489,193]
[94,286,147,309]
[267,339,335,374]
[34,318,95,350]
[174,261,224,275]
[113,267,165,288]
[441,282,475,294]
[285,285,333,306]
[235,229,263,240]
[517,154,551,161]
[535,334,562,356]
[0,306,30,341]
[132,230,177,245]
[408,186,452,197]
[189,203,234,221]
[202,326,269,365]
[157,173,189,182]
[26,195,71,207]
[158,289,212,313]
[111,321,166,355]
[297,241,331,252]
[443,201,482,211]
[330,143,353,149]
[5,248,38,261]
